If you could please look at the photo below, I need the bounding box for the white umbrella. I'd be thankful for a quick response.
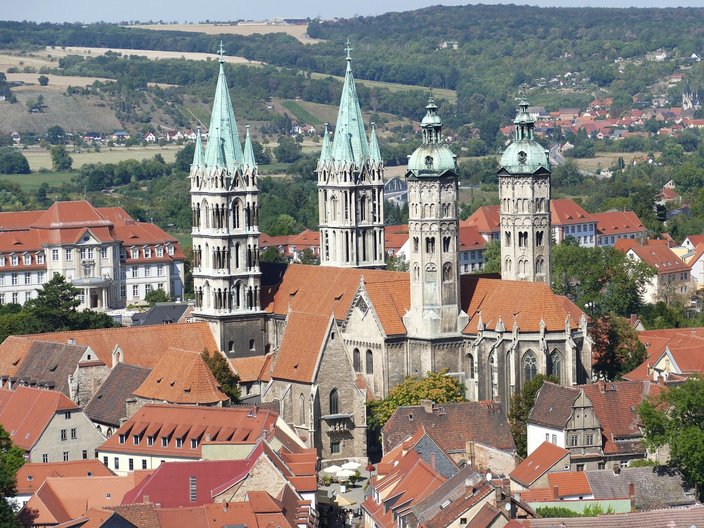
[323,465,342,474]
[337,469,356,479]
[341,461,361,471]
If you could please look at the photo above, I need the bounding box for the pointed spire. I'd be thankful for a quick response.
[335,126,355,169]
[243,125,256,167]
[319,123,332,164]
[204,45,244,170]
[331,40,369,165]
[192,127,205,168]
[369,122,382,163]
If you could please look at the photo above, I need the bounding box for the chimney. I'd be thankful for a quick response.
[629,482,636,510]
[143,495,149,504]
[553,485,559,499]
[613,463,621,475]
[646,363,652,377]
[223,501,229,512]
[421,400,434,413]
[67,338,75,345]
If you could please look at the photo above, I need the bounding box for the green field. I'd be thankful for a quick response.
[167,231,193,249]
[22,146,180,171]
[281,100,323,125]
[310,72,457,103]
[0,172,75,192]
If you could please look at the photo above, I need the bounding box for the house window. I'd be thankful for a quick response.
[586,434,594,445]
[37,272,44,284]
[131,249,139,259]
[131,266,138,278]
[103,456,108,466]
[144,248,152,258]
[157,265,164,277]
[176,438,183,448]
[80,248,86,260]
[82,450,87,460]
[60,429,67,441]
[142,460,147,470]
[114,458,119,470]
[331,441,341,454]
[11,273,17,285]
[52,249,59,261]
[329,389,339,415]
[552,434,557,444]
[101,247,108,259]
[598,462,606,470]
[119,434,126,444]
[24,272,30,285]
[87,248,94,259]
[128,459,134,471]
[0,257,5,266]
[132,285,139,297]
[147,436,154,446]
[133,435,140,445]
[145,266,151,277]
[189,476,197,502]
[157,247,164,257]
[168,246,174,256]
[43,454,48,463]
[366,349,374,374]
[10,255,18,266]
[460,519,468,525]
[191,438,198,449]
[120,285,126,298]
[23,255,31,265]
[65,412,71,419]
[570,434,579,447]
[71,428,77,440]
[576,464,585,472]
[63,452,69,462]
[11,293,17,304]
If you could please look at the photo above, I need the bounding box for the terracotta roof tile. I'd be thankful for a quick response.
[458,225,486,250]
[229,353,273,383]
[0,336,35,379]
[467,503,503,528]
[271,312,332,383]
[84,363,152,427]
[109,503,160,528]
[15,460,114,495]
[548,471,592,497]
[593,210,645,236]
[133,348,228,405]
[510,441,570,487]
[462,206,500,234]
[550,199,595,226]
[519,505,704,527]
[628,245,690,274]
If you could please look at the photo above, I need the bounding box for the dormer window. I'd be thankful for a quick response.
[131,249,139,259]
[0,256,5,266]
[10,256,18,266]
[37,253,44,264]
[23,255,31,265]
[119,434,126,444]
[144,248,152,258]
[176,438,183,448]
[167,246,174,256]
[156,247,164,258]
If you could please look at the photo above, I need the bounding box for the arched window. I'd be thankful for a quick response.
[536,257,545,275]
[523,351,537,381]
[329,389,339,415]
[488,351,498,401]
[366,349,373,375]
[299,393,305,425]
[466,353,475,379]
[505,231,511,247]
[505,258,512,273]
[443,262,453,282]
[413,264,420,282]
[353,349,361,372]
[549,350,562,383]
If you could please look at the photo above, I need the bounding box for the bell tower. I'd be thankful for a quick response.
[403,96,468,338]
[498,97,551,284]
[317,41,385,268]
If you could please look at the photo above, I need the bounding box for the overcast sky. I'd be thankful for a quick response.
[4,1,704,24]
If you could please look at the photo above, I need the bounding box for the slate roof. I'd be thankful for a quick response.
[527,382,579,429]
[382,401,515,455]
[12,340,95,397]
[516,505,704,527]
[510,441,570,487]
[84,363,151,428]
[133,302,191,326]
[15,460,114,496]
[0,386,79,450]
[133,348,228,405]
[586,467,696,511]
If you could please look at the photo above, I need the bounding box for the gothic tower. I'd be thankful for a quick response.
[317,42,385,268]
[403,96,468,338]
[498,98,551,283]
[190,48,265,355]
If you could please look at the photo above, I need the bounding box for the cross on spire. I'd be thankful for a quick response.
[218,41,225,63]
[345,39,353,60]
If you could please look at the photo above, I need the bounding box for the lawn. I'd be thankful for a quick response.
[0,172,75,192]
[22,146,180,171]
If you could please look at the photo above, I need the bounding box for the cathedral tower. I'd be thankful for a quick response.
[317,42,385,268]
[403,96,468,338]
[190,48,264,355]
[498,98,551,283]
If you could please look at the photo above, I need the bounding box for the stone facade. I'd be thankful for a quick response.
[31,410,106,464]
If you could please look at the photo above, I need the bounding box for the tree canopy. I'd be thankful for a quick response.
[201,349,240,403]
[0,147,29,175]
[508,374,557,458]
[0,424,26,526]
[590,313,647,380]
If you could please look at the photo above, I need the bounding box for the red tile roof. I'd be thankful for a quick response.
[133,348,228,405]
[271,312,332,383]
[548,471,592,497]
[626,327,704,381]
[458,225,486,251]
[627,245,690,274]
[15,460,114,495]
[593,211,645,236]
[229,353,273,383]
[510,441,570,487]
[0,386,79,450]
[462,206,500,234]
[550,199,595,226]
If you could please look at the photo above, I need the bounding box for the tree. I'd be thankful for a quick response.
[0,147,30,175]
[590,313,647,380]
[174,143,195,172]
[480,239,501,274]
[508,374,557,458]
[24,274,80,331]
[50,145,72,171]
[260,246,288,264]
[367,370,466,430]
[0,424,25,526]
[297,248,319,265]
[46,125,65,145]
[639,378,704,497]
[144,288,170,305]
[274,136,303,163]
[201,349,240,403]
[37,75,49,86]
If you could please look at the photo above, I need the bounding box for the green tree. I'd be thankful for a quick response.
[37,74,49,86]
[508,374,557,458]
[50,145,72,171]
[367,370,466,430]
[297,248,319,265]
[45,125,65,145]
[590,313,647,380]
[35,182,51,207]
[201,349,240,402]
[274,135,303,163]
[480,239,501,274]
[144,288,170,305]
[260,246,288,264]
[174,143,195,173]
[24,274,80,331]
[0,424,25,526]
[639,378,704,497]
[0,147,30,174]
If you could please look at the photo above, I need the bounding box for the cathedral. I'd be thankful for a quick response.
[189,47,592,462]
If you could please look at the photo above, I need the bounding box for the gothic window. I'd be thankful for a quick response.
[353,349,361,372]
[360,195,366,222]
[518,232,528,247]
[536,257,545,275]
[413,264,420,282]
[331,196,338,221]
[233,201,241,229]
[549,350,562,383]
[488,351,498,401]
[523,351,537,382]
[299,394,305,425]
[505,231,511,247]
[466,354,475,379]
[329,389,339,415]
[536,231,544,247]
[413,237,419,252]
[523,198,529,212]
[425,264,437,284]
[443,236,451,252]
[443,262,453,282]
[505,258,512,273]
[366,350,373,375]
[425,237,435,254]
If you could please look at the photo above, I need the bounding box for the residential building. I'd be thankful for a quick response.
[0,386,105,463]
[509,441,571,492]
[626,245,692,304]
[594,211,647,247]
[550,198,597,247]
[458,225,487,272]
[624,327,704,382]
[229,353,273,403]
[515,507,704,528]
[0,200,184,310]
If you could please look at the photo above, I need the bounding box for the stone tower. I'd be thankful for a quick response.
[190,48,265,355]
[403,96,468,338]
[498,98,551,283]
[317,42,385,268]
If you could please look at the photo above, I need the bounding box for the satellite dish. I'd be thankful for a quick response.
[485,472,493,482]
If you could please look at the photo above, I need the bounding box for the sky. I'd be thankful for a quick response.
[4,0,704,24]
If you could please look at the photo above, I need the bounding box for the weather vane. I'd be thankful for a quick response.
[345,39,353,60]
[218,41,225,62]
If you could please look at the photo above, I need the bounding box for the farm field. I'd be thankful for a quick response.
[572,151,653,173]
[0,171,74,192]
[43,46,262,66]
[7,73,114,89]
[131,23,324,44]
[22,146,180,171]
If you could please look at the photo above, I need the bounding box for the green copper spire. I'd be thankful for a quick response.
[192,127,205,168]
[499,97,549,174]
[204,45,244,170]
[369,122,382,163]
[407,95,456,176]
[243,125,256,167]
[319,123,332,164]
[331,40,369,165]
